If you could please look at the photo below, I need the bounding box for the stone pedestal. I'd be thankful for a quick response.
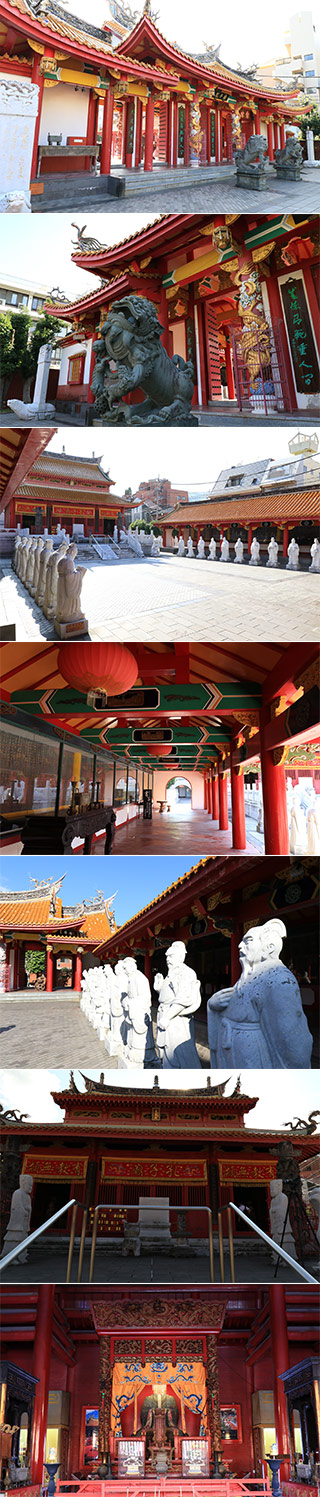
[138,1196,172,1247]
[54,614,89,638]
[0,74,39,212]
[274,164,301,180]
[8,342,56,421]
[236,167,267,190]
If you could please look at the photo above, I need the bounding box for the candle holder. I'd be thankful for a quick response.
[44,1460,60,1497]
[97,1451,112,1479]
[266,1454,288,1497]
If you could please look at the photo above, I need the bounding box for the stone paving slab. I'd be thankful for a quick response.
[1,1243,316,1284]
[0,997,116,1067]
[29,162,320,215]
[1,555,317,643]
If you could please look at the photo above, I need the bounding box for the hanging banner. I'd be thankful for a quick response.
[101,1157,207,1182]
[22,1154,88,1179]
[281,276,319,393]
[219,1157,277,1183]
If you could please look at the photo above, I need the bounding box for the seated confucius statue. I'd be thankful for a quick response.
[91,294,198,425]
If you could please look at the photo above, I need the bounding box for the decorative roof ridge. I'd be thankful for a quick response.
[0,875,65,903]
[95,856,212,950]
[33,0,114,44]
[114,11,300,100]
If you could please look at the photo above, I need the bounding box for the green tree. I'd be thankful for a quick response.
[297,108,320,139]
[0,313,15,408]
[10,311,32,403]
[25,951,46,974]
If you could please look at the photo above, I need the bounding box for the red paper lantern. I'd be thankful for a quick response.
[147,743,172,757]
[59,644,138,706]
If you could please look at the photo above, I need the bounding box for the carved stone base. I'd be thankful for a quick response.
[104,1033,123,1058]
[274,165,302,180]
[0,190,30,212]
[54,615,89,638]
[236,168,267,190]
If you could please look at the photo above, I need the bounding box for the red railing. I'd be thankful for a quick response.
[56,1477,271,1497]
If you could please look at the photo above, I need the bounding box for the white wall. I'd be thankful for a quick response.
[40,84,89,146]
[58,339,92,389]
[152,768,204,809]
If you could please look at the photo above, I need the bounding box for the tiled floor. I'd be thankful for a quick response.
[1,553,318,642]
[31,161,320,215]
[1,1241,316,1284]
[104,810,259,856]
[0,994,210,1067]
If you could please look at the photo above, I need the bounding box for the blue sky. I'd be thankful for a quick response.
[0,856,197,926]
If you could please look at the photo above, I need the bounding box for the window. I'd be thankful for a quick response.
[305,69,315,75]
[67,353,85,386]
[304,52,314,59]
[31,296,44,310]
[226,473,244,487]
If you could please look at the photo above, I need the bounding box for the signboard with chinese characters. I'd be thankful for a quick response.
[182,1439,210,1477]
[118,1440,145,1477]
[281,276,319,394]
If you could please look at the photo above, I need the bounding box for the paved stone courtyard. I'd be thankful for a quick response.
[31,161,320,214]
[0,995,210,1067]
[1,553,317,642]
[1,1240,316,1284]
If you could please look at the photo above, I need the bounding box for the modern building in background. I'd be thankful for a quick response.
[257,9,320,107]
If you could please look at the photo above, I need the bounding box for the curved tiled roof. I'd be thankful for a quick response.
[167,489,320,527]
[96,856,212,951]
[115,13,299,102]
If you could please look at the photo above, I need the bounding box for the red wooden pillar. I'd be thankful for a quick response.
[144,950,152,985]
[225,342,235,400]
[218,772,228,831]
[231,763,246,850]
[13,944,19,991]
[269,1288,291,1477]
[260,704,289,854]
[283,522,289,557]
[30,52,45,181]
[46,946,53,993]
[144,91,154,170]
[74,950,82,993]
[248,525,253,555]
[135,98,143,166]
[204,776,208,811]
[86,90,97,146]
[254,110,261,134]
[184,101,190,165]
[267,120,274,161]
[230,922,243,984]
[302,261,320,359]
[212,774,219,821]
[31,1286,55,1482]
[172,99,178,166]
[122,101,128,163]
[100,87,114,175]
[207,774,212,816]
[215,106,220,162]
[280,122,286,148]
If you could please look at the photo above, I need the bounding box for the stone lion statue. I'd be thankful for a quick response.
[236,134,268,170]
[91,294,197,425]
[273,138,303,172]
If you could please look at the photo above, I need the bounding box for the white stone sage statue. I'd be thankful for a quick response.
[269,1178,297,1262]
[207,919,312,1069]
[220,537,230,562]
[155,941,202,1068]
[234,537,244,564]
[289,785,306,854]
[54,551,87,635]
[267,537,278,568]
[208,537,216,560]
[120,957,157,1067]
[31,538,45,598]
[249,537,260,566]
[104,959,126,1057]
[309,538,320,573]
[286,537,299,571]
[0,1174,33,1262]
[187,537,194,557]
[197,536,205,559]
[43,539,69,619]
[177,536,185,556]
[36,536,53,606]
[25,536,38,592]
[20,536,32,585]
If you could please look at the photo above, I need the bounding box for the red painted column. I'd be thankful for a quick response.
[231,923,243,984]
[172,99,178,166]
[86,90,97,147]
[144,91,154,171]
[74,950,82,993]
[254,110,261,134]
[100,87,114,175]
[225,342,235,400]
[269,1287,291,1477]
[215,106,220,162]
[248,525,253,555]
[231,763,246,849]
[30,53,45,181]
[302,262,320,359]
[135,98,143,166]
[280,122,286,148]
[218,772,229,831]
[13,945,19,991]
[144,950,152,985]
[260,704,290,854]
[283,522,289,557]
[122,100,128,163]
[207,774,212,816]
[212,775,219,821]
[46,946,53,993]
[31,1286,55,1482]
[204,776,208,811]
[267,120,274,161]
[184,101,190,165]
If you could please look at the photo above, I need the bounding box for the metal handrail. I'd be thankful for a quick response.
[0,1197,78,1273]
[86,1202,215,1285]
[229,1201,318,1284]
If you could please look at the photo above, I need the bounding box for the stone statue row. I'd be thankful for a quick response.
[81,920,313,1071]
[174,533,320,570]
[12,527,88,636]
[81,940,202,1069]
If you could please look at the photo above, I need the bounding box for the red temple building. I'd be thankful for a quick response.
[0,1285,319,1490]
[0,874,115,994]
[0,4,306,192]
[3,448,136,539]
[1,1073,319,1250]
[47,215,320,421]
